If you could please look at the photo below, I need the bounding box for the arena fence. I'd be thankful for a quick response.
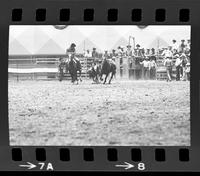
[8,54,92,81]
[8,54,175,81]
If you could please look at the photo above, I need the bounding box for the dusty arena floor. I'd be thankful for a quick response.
[8,79,190,146]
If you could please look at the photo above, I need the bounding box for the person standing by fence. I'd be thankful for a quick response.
[179,40,186,53]
[162,46,173,58]
[140,57,150,80]
[180,53,188,81]
[164,57,173,82]
[149,56,157,80]
[58,58,65,81]
[92,48,99,64]
[126,45,133,69]
[85,49,92,58]
[172,39,179,54]
[175,54,182,81]
[185,62,190,81]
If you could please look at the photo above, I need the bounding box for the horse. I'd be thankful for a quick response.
[100,59,116,84]
[66,58,82,84]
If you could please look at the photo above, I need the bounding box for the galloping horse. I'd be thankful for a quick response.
[100,59,116,84]
[65,43,82,84]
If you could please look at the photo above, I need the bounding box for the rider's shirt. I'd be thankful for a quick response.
[72,57,79,63]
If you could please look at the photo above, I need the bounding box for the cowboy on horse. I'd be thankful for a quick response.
[66,43,80,63]
[65,43,82,84]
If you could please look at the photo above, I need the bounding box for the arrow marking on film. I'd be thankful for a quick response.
[19,162,37,170]
[115,162,134,170]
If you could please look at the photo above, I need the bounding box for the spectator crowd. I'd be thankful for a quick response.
[83,39,190,81]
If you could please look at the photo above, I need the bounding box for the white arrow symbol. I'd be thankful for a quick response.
[115,162,134,170]
[19,162,37,170]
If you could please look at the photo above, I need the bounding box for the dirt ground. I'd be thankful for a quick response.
[8,79,190,146]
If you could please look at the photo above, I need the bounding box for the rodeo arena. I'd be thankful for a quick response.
[8,25,190,146]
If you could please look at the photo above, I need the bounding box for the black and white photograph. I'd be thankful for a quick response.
[8,25,190,146]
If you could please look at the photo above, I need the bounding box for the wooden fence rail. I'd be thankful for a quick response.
[9,55,94,80]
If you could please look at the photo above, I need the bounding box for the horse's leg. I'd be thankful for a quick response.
[100,73,103,81]
[59,71,62,81]
[71,72,75,83]
[94,72,97,83]
[71,74,74,83]
[79,70,82,82]
[92,77,95,83]
[96,69,100,83]
[75,71,78,84]
[93,75,96,83]
[104,74,108,84]
[109,72,114,84]
[96,74,99,83]
[97,76,100,83]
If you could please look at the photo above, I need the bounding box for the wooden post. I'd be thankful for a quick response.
[122,57,129,79]
[131,57,136,80]
[115,56,121,79]
[17,62,19,82]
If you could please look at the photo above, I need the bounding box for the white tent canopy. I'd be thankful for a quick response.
[9,25,191,55]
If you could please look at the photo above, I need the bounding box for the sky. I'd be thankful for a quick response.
[9,25,191,55]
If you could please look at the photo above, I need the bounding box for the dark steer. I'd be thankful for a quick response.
[88,65,101,84]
